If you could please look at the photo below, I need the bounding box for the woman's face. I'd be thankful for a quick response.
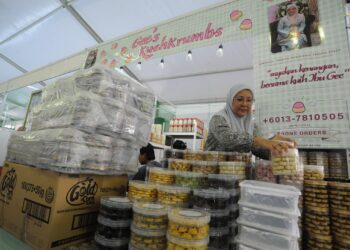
[287,6,297,16]
[231,89,253,117]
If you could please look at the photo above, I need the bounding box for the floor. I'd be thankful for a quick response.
[0,228,32,250]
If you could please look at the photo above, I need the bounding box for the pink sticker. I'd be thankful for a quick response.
[230,10,243,21]
[240,19,252,30]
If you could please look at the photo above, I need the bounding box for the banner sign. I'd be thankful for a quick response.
[253,0,350,148]
[83,0,253,69]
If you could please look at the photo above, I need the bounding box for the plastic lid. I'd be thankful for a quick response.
[175,171,206,178]
[328,181,350,190]
[228,188,240,196]
[210,209,230,217]
[191,160,209,166]
[95,233,129,247]
[218,161,246,167]
[208,174,242,182]
[133,202,168,216]
[97,215,131,228]
[209,227,229,236]
[129,243,165,250]
[239,180,301,196]
[304,165,324,171]
[166,233,209,247]
[129,180,156,190]
[157,184,191,194]
[131,223,166,237]
[168,158,191,163]
[193,188,230,199]
[168,208,210,226]
[101,196,133,209]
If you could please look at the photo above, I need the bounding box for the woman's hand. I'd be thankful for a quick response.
[269,140,294,155]
[271,134,297,147]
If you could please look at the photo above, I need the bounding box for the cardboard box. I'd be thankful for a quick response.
[0,161,128,250]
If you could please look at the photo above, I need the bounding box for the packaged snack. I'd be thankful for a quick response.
[255,159,277,183]
[304,165,324,180]
[307,151,329,177]
[130,224,166,250]
[193,189,230,210]
[204,151,224,161]
[157,185,191,207]
[306,233,333,250]
[184,150,205,160]
[271,142,300,175]
[97,215,131,239]
[218,161,246,176]
[168,208,210,240]
[148,168,175,185]
[168,159,192,171]
[128,181,157,202]
[210,209,230,228]
[95,233,129,250]
[207,174,240,189]
[99,196,133,220]
[132,202,168,230]
[175,171,208,188]
[328,151,347,179]
[303,180,329,209]
[226,152,251,163]
[208,227,229,249]
[166,234,209,250]
[192,161,218,174]
[328,181,350,212]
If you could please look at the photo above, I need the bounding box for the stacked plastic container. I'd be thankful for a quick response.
[167,208,210,250]
[307,151,329,178]
[255,158,277,183]
[328,181,350,249]
[130,202,168,250]
[6,66,155,174]
[94,197,133,250]
[328,151,348,179]
[236,181,301,250]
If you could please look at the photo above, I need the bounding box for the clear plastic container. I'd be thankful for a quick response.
[168,208,210,240]
[175,171,208,188]
[228,188,240,205]
[328,151,348,179]
[207,174,240,189]
[209,227,229,249]
[271,142,300,175]
[95,233,129,250]
[128,181,157,202]
[210,209,230,228]
[237,206,299,237]
[204,151,222,161]
[278,170,304,191]
[304,165,324,180]
[193,189,230,210]
[255,159,277,183]
[96,215,131,239]
[229,221,238,236]
[168,158,192,171]
[306,233,333,250]
[157,185,191,207]
[235,225,298,250]
[99,196,133,220]
[239,181,301,216]
[130,224,167,250]
[218,162,246,176]
[229,204,239,222]
[303,180,329,209]
[236,244,257,250]
[192,161,218,174]
[226,152,251,163]
[184,150,205,160]
[164,149,185,159]
[328,181,350,212]
[147,168,175,185]
[166,233,209,250]
[132,202,168,230]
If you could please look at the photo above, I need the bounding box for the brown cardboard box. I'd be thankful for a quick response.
[0,161,128,250]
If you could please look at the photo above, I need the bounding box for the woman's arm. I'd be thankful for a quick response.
[277,18,289,38]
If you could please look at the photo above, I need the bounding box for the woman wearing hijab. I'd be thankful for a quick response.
[277,3,307,51]
[205,84,296,159]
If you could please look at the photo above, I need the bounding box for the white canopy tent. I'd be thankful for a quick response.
[0,0,254,125]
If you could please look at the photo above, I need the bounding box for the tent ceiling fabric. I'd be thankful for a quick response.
[0,0,254,116]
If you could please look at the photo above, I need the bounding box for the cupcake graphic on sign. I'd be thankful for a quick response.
[230,10,243,21]
[240,19,252,30]
[292,101,305,113]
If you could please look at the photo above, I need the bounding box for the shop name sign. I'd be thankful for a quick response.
[131,23,223,60]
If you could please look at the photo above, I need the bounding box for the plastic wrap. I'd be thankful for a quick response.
[237,206,299,237]
[6,128,125,174]
[41,66,156,116]
[239,181,301,216]
[236,225,298,250]
[271,142,300,175]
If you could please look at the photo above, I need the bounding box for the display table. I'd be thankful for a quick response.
[0,227,33,249]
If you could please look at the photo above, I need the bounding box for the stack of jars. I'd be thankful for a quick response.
[94,197,133,250]
[328,181,350,250]
[129,202,168,250]
[307,151,329,178]
[328,151,348,179]
[167,208,210,250]
[303,180,333,250]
